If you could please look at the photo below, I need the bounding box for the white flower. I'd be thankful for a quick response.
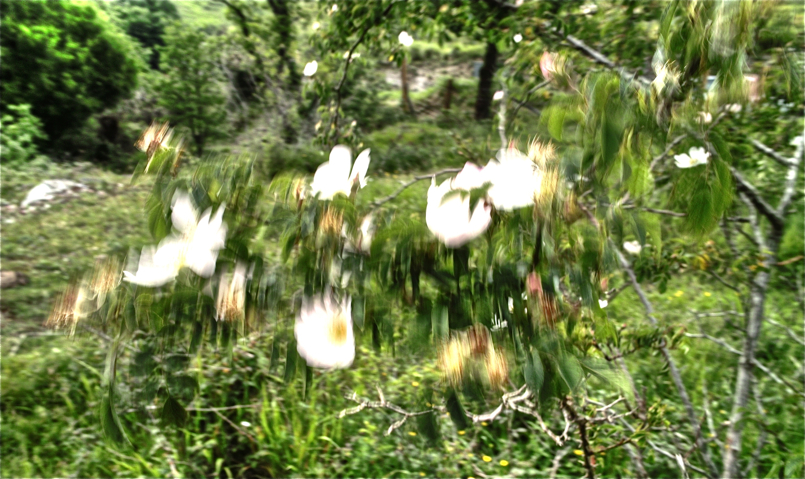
[398,31,414,47]
[484,147,542,211]
[674,147,710,169]
[492,90,504,101]
[295,292,355,369]
[311,145,371,200]
[426,163,492,248]
[331,4,338,12]
[513,33,523,43]
[312,21,321,30]
[216,262,248,322]
[726,104,742,113]
[598,299,608,309]
[303,60,318,77]
[697,112,713,124]
[623,241,642,255]
[491,314,508,332]
[507,297,514,313]
[343,51,361,59]
[240,421,251,427]
[124,191,227,287]
[580,3,598,14]
[344,214,375,255]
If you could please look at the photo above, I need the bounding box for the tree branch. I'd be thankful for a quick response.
[563,35,651,87]
[577,200,721,479]
[370,168,463,209]
[730,168,785,230]
[750,138,796,168]
[684,331,804,397]
[331,1,399,141]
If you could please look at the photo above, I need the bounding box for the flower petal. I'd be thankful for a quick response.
[171,191,198,234]
[350,148,371,189]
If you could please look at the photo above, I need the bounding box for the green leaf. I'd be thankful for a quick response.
[445,389,469,431]
[284,340,298,383]
[161,395,187,428]
[556,351,583,392]
[548,107,567,141]
[168,374,199,402]
[524,349,545,394]
[100,384,130,446]
[352,296,365,329]
[432,303,449,343]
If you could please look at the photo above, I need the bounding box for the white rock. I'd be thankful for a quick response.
[20,180,88,208]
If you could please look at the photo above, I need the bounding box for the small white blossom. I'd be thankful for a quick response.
[598,299,608,309]
[726,104,742,113]
[623,241,642,255]
[240,421,251,427]
[508,297,514,313]
[312,21,320,30]
[492,90,504,101]
[398,31,414,47]
[674,147,710,169]
[580,3,598,15]
[331,4,338,12]
[513,34,523,43]
[303,60,318,77]
[697,112,713,124]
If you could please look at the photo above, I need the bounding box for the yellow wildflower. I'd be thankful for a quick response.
[573,449,584,456]
[408,431,417,436]
[482,455,492,462]
[500,460,509,467]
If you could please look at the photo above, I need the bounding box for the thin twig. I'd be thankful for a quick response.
[370,168,462,209]
[330,1,399,141]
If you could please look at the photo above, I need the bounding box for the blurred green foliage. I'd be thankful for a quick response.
[0,0,140,153]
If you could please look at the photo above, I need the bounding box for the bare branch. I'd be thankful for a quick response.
[766,318,805,346]
[750,139,796,168]
[685,332,805,397]
[707,269,742,294]
[731,168,785,230]
[576,199,719,478]
[742,380,769,477]
[777,143,802,215]
[650,134,687,171]
[549,446,572,479]
[370,168,463,209]
[563,35,651,87]
[331,1,399,141]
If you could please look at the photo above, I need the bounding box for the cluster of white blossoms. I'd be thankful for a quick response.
[124,191,227,287]
[426,145,545,248]
[674,146,710,169]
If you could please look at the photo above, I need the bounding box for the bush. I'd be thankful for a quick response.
[0,104,49,167]
[0,0,140,152]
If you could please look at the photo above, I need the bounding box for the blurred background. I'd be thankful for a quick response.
[1,1,803,478]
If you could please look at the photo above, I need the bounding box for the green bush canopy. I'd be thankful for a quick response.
[1,0,139,151]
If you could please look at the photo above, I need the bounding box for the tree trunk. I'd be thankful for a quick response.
[474,42,498,120]
[401,57,415,116]
[722,237,779,478]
